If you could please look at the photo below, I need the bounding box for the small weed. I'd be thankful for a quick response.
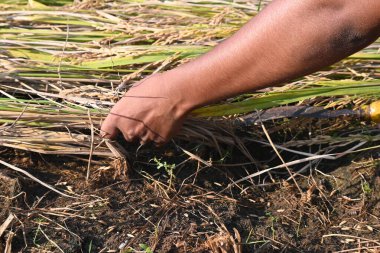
[362,181,372,195]
[151,157,175,173]
[139,244,153,253]
[151,157,176,188]
[265,211,278,239]
[33,224,42,247]
[123,244,153,253]
[88,240,93,253]
[32,218,47,247]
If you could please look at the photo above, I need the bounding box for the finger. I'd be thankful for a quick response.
[118,123,146,143]
[152,133,168,147]
[139,130,152,145]
[100,114,119,139]
[121,131,135,142]
[154,139,167,147]
[139,137,148,145]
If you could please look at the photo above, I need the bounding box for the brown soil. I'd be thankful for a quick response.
[0,172,18,224]
[1,143,380,252]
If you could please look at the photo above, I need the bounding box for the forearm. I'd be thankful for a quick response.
[102,0,380,143]
[163,0,380,113]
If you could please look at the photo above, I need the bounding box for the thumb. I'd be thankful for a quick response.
[100,114,119,139]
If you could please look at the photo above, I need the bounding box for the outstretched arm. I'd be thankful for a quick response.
[101,0,380,144]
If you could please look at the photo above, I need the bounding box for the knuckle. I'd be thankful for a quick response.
[119,128,135,141]
[154,136,167,145]
[122,133,134,142]
[136,126,147,137]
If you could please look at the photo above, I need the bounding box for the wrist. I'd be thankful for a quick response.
[160,69,200,116]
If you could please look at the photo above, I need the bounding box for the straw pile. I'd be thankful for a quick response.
[0,0,379,159]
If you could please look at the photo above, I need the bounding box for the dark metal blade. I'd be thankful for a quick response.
[239,106,358,125]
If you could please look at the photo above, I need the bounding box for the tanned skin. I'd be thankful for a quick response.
[101,0,380,145]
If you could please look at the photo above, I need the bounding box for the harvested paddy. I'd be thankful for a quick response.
[0,0,380,252]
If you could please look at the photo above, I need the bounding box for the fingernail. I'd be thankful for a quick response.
[99,130,110,138]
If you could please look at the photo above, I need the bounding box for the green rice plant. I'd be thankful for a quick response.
[194,80,380,117]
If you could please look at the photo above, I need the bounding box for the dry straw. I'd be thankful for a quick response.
[0,0,379,158]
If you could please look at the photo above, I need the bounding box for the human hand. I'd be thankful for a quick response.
[100,73,191,145]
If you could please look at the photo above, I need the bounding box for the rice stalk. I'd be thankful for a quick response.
[0,0,379,159]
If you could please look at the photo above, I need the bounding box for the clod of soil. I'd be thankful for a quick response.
[0,172,19,224]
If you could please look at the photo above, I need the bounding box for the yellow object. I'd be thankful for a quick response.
[362,101,380,123]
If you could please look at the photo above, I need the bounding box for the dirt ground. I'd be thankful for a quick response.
[1,134,380,253]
